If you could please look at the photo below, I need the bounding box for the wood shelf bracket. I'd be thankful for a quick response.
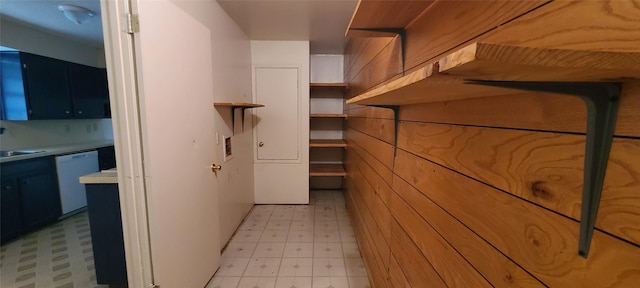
[350,28,406,73]
[467,80,621,258]
[232,106,251,135]
[214,103,265,135]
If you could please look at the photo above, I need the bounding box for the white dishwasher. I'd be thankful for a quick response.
[55,150,99,215]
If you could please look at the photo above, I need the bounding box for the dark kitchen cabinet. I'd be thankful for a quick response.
[68,63,111,118]
[85,183,128,284]
[19,171,61,228]
[0,51,110,120]
[20,52,74,119]
[1,177,23,243]
[97,146,116,170]
[0,157,61,244]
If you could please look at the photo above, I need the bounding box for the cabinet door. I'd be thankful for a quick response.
[86,184,128,284]
[20,53,73,119]
[0,51,29,120]
[1,177,23,243]
[68,63,111,118]
[97,146,117,170]
[19,171,61,228]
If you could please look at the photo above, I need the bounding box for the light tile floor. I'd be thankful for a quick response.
[2,190,369,288]
[0,211,107,288]
[207,190,371,288]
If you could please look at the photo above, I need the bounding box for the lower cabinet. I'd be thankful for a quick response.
[19,171,61,228]
[0,157,61,244]
[85,183,128,285]
[1,177,23,242]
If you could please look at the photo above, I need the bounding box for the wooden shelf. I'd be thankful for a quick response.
[309,81,347,188]
[310,114,348,118]
[438,43,640,82]
[344,41,640,258]
[214,102,264,108]
[310,139,347,148]
[346,0,433,37]
[346,63,507,105]
[310,164,346,177]
[310,82,349,90]
[346,42,640,105]
[213,102,264,134]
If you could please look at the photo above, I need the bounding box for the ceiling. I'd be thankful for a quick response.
[0,0,357,54]
[217,0,358,54]
[0,0,104,48]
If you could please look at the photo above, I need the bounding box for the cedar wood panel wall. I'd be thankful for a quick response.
[343,1,640,287]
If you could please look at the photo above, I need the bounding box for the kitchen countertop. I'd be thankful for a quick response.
[80,168,118,184]
[0,140,114,163]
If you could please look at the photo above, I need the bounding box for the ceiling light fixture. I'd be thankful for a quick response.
[58,4,96,25]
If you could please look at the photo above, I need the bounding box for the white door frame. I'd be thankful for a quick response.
[100,0,153,287]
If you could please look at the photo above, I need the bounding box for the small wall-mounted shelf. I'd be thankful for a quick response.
[310,82,349,91]
[346,41,640,258]
[214,102,265,134]
[310,163,346,177]
[310,139,347,148]
[310,113,348,118]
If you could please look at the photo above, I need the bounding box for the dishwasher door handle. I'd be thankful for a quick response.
[72,154,89,159]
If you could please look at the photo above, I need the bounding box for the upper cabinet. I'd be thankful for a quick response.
[67,62,111,119]
[20,52,74,119]
[0,51,110,120]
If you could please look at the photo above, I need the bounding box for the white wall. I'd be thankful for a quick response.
[252,41,310,204]
[310,54,344,83]
[0,18,113,151]
[0,119,113,150]
[0,17,105,67]
[171,0,255,245]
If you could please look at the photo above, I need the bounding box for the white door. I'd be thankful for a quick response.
[255,67,300,160]
[251,41,309,204]
[128,1,220,287]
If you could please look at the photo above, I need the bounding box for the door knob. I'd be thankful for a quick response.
[211,164,222,175]
[258,142,264,147]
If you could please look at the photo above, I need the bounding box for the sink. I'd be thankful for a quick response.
[0,150,44,157]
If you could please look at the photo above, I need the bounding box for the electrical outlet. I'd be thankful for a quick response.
[92,123,98,131]
[65,124,70,133]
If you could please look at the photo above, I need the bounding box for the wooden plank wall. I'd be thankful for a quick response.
[343,1,640,287]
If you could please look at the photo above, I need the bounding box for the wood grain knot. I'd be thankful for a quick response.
[525,225,551,258]
[532,238,541,247]
[531,181,553,200]
[504,272,513,283]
